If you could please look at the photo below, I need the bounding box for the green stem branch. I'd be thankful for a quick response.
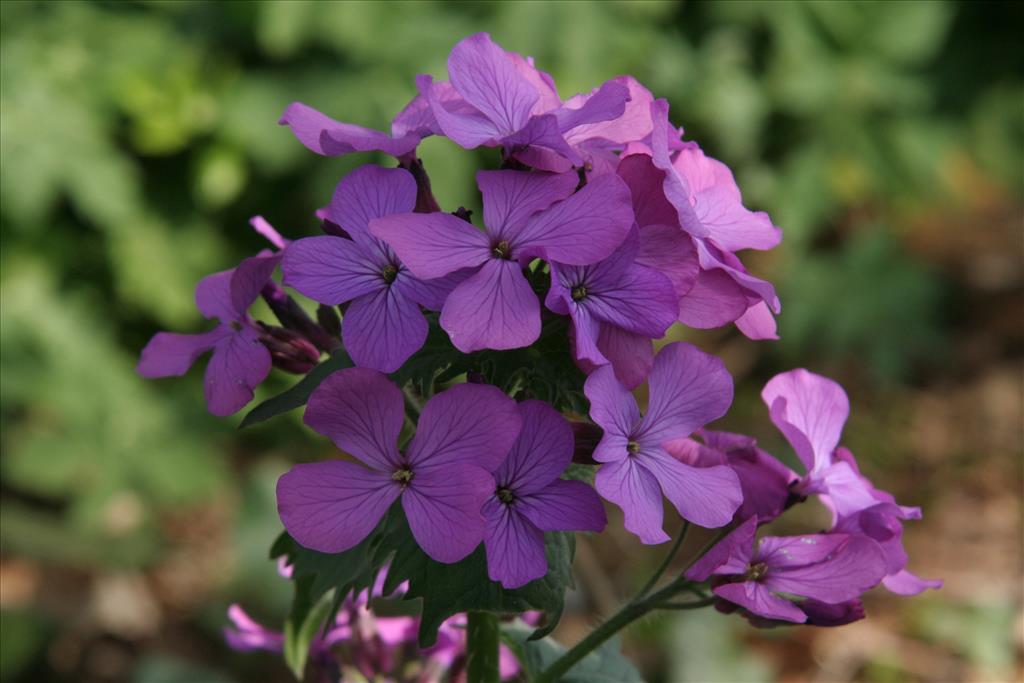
[635,521,689,600]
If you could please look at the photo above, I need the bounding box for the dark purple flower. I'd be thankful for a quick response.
[370,170,634,352]
[282,165,458,372]
[686,517,888,623]
[585,342,742,542]
[277,369,521,563]
[546,229,679,389]
[664,429,798,525]
[483,400,606,588]
[416,33,631,168]
[137,251,282,416]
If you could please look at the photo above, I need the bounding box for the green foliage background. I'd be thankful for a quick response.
[1,2,1020,682]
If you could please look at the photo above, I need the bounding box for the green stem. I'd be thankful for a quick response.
[466,611,501,683]
[634,521,689,600]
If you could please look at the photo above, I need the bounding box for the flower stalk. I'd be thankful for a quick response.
[466,611,501,683]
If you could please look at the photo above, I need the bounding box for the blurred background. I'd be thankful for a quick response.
[1,1,1021,681]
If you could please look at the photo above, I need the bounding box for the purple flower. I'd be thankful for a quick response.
[137,251,282,416]
[644,100,782,339]
[483,400,606,588]
[761,369,942,594]
[585,342,742,542]
[664,429,798,525]
[282,165,459,372]
[279,92,434,160]
[686,517,888,623]
[546,229,679,389]
[416,33,632,168]
[370,170,634,352]
[277,368,521,563]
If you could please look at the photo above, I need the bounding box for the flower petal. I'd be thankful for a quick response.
[617,153,678,229]
[279,101,420,157]
[341,286,427,373]
[555,79,630,134]
[282,236,384,306]
[595,324,654,390]
[329,165,417,250]
[565,77,654,147]
[514,174,634,265]
[483,499,548,589]
[761,535,887,603]
[370,212,490,281]
[677,269,751,328]
[735,301,779,340]
[477,169,578,242]
[303,367,404,470]
[713,582,807,623]
[403,465,493,563]
[447,33,538,136]
[195,269,236,322]
[231,252,282,315]
[137,328,228,378]
[881,569,943,596]
[638,342,734,445]
[494,400,573,494]
[204,326,271,416]
[439,259,540,352]
[583,364,641,437]
[517,479,607,533]
[407,383,522,473]
[762,369,849,476]
[637,224,700,297]
[417,75,499,148]
[694,186,781,253]
[639,447,741,528]
[503,114,581,167]
[276,460,399,553]
[595,457,669,544]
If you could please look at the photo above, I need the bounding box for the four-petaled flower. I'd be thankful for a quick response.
[685,516,888,624]
[137,251,282,416]
[585,342,743,543]
[282,165,459,372]
[484,400,606,588]
[277,368,521,563]
[371,169,634,352]
[546,228,679,389]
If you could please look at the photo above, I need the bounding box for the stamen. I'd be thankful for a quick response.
[381,264,398,284]
[627,441,641,455]
[571,285,588,301]
[496,486,516,505]
[492,240,512,260]
[229,321,244,331]
[391,468,414,487]
[745,562,768,581]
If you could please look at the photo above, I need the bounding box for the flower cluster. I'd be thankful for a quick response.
[138,30,938,679]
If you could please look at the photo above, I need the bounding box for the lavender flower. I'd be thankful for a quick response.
[282,165,459,372]
[277,368,521,563]
[483,400,606,588]
[585,342,742,542]
[370,170,634,352]
[761,369,942,594]
[137,251,283,416]
[416,33,631,168]
[644,100,782,339]
[545,228,678,389]
[686,517,888,624]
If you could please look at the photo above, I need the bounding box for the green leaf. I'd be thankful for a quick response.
[240,350,352,428]
[502,623,644,683]
[378,507,576,647]
[282,576,335,680]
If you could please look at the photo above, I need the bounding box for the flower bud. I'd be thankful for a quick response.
[257,324,321,374]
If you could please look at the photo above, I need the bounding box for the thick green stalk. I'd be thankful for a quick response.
[466,611,501,683]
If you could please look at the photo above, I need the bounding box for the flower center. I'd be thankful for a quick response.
[492,240,512,260]
[496,486,516,505]
[571,285,588,302]
[745,562,768,581]
[391,468,414,487]
[229,321,244,331]
[381,264,398,284]
[627,440,641,455]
